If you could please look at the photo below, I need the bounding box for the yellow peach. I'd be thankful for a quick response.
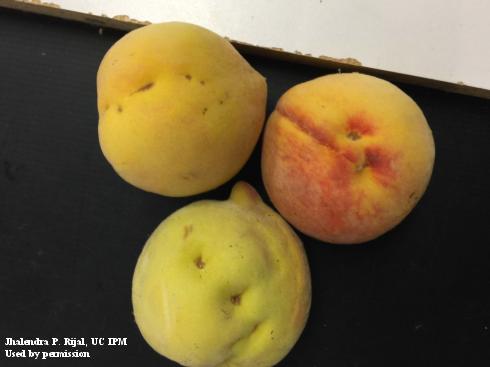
[97,22,266,196]
[262,73,435,244]
[132,182,311,366]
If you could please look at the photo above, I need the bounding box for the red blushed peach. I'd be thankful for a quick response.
[261,73,435,244]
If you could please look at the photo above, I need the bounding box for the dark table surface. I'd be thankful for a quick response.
[1,8,489,367]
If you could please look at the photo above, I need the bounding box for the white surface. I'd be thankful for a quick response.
[56,0,490,90]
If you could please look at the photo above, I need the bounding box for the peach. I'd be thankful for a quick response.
[261,73,435,244]
[97,22,266,197]
[132,182,311,366]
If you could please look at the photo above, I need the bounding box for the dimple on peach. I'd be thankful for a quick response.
[261,73,435,244]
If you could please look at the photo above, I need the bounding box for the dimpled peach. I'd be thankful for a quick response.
[97,22,266,197]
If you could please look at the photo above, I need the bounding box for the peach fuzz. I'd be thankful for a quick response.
[261,73,435,244]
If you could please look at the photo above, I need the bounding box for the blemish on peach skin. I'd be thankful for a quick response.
[230,294,241,305]
[134,82,154,94]
[347,114,375,135]
[183,225,193,239]
[276,104,338,152]
[195,256,205,269]
[365,146,399,187]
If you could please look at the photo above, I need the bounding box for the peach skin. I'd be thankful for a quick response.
[261,73,435,244]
